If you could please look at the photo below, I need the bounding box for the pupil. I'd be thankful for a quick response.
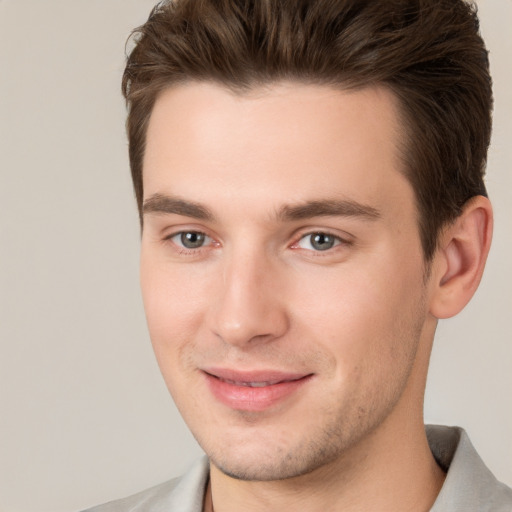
[311,233,334,251]
[181,232,205,248]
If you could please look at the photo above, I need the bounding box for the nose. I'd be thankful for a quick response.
[209,249,289,348]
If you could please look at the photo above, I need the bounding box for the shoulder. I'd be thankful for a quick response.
[81,456,209,512]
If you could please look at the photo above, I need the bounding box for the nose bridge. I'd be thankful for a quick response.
[211,242,287,347]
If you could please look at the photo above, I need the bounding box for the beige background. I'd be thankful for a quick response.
[0,1,510,511]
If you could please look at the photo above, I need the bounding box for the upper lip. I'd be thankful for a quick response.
[202,368,312,386]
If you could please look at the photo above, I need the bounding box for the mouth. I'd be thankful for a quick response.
[214,377,300,387]
[202,368,313,411]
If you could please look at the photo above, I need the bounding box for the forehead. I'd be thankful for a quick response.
[143,81,412,220]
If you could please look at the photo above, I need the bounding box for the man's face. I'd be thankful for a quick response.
[140,82,437,480]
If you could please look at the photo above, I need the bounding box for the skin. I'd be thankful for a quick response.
[140,81,492,511]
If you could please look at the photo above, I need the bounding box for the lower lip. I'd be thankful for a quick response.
[204,373,312,412]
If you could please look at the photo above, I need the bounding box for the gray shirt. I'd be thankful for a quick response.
[83,425,512,511]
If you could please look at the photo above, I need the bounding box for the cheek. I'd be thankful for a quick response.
[293,253,425,370]
[140,255,209,358]
[140,259,212,408]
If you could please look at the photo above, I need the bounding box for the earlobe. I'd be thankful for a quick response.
[429,195,493,319]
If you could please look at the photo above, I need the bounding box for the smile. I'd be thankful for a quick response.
[202,369,313,411]
[219,378,296,388]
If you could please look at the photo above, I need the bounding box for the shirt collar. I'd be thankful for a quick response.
[427,425,512,511]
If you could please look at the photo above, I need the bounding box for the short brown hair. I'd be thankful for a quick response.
[122,0,492,260]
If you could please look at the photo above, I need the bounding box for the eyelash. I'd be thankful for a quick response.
[292,231,348,252]
[163,231,216,255]
[163,229,351,256]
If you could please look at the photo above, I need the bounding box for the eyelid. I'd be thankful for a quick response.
[160,223,214,241]
[299,232,341,248]
[292,228,352,244]
[169,231,212,248]
[162,227,220,254]
[159,225,352,255]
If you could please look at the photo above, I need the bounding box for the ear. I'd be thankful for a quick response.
[429,195,493,319]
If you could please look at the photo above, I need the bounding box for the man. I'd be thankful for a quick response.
[85,0,512,510]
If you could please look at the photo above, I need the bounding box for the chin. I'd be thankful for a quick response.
[210,454,328,482]
[205,425,350,482]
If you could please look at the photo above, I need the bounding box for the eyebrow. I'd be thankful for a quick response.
[142,194,381,222]
[143,193,214,220]
[277,199,381,222]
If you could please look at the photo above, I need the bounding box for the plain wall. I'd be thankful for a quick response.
[0,1,510,511]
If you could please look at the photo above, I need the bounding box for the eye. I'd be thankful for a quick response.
[170,231,212,249]
[296,232,342,251]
